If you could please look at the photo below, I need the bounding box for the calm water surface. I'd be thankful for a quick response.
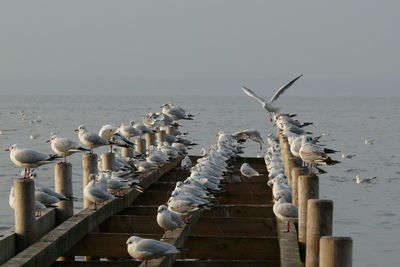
[0,95,399,266]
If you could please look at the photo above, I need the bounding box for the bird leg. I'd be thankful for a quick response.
[283,221,291,233]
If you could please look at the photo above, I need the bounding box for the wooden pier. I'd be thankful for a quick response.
[1,134,352,267]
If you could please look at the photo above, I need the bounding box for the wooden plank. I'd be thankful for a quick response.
[99,215,277,237]
[178,235,280,260]
[119,204,275,218]
[99,215,162,234]
[134,190,271,205]
[2,158,182,267]
[192,217,277,236]
[149,181,269,193]
[174,259,280,267]
[37,208,57,238]
[0,232,16,265]
[276,219,301,267]
[51,259,280,267]
[52,261,141,267]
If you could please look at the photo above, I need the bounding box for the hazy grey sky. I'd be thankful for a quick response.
[1,1,399,96]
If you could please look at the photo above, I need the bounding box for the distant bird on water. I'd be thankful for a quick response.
[241,74,303,119]
[353,175,376,184]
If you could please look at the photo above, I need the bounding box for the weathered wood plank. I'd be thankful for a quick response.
[99,215,277,236]
[134,190,271,205]
[179,235,280,260]
[192,217,277,236]
[51,259,280,267]
[37,208,57,238]
[119,204,275,218]
[276,219,302,267]
[99,215,162,234]
[2,158,182,267]
[0,231,16,265]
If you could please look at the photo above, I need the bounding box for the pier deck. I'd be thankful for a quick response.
[2,156,300,267]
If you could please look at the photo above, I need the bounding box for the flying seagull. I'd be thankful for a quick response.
[241,74,303,119]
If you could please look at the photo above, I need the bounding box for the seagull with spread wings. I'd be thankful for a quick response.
[241,74,303,120]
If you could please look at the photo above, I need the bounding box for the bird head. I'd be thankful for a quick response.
[5,144,17,152]
[46,135,57,143]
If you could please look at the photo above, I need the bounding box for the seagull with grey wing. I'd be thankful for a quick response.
[47,135,90,163]
[241,74,303,120]
[75,125,109,154]
[6,144,61,179]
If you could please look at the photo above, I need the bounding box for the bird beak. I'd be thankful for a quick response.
[5,148,10,151]
[46,139,51,143]
[74,129,79,132]
[120,244,126,247]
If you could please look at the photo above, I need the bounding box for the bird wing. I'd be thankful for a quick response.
[14,149,49,163]
[54,138,79,152]
[277,203,298,218]
[137,239,179,257]
[270,74,303,103]
[87,133,109,145]
[241,86,267,105]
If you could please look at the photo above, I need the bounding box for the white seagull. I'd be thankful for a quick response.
[273,197,298,233]
[241,74,303,119]
[353,175,376,184]
[47,135,89,163]
[240,163,262,178]
[6,144,60,179]
[126,236,180,266]
[84,174,116,209]
[75,125,109,154]
[157,205,185,238]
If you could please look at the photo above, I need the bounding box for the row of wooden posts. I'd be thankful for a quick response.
[11,130,169,257]
[279,132,353,267]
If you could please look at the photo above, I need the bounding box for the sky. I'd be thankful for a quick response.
[1,1,399,96]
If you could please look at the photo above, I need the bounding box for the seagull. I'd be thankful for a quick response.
[353,175,376,184]
[273,197,298,233]
[47,135,90,163]
[299,136,340,173]
[6,144,60,179]
[232,129,265,150]
[157,205,185,238]
[364,139,374,145]
[240,163,262,178]
[9,187,47,217]
[241,74,303,119]
[181,155,192,170]
[126,236,180,267]
[99,124,134,151]
[161,102,193,121]
[119,123,142,140]
[75,125,109,154]
[35,191,62,207]
[341,153,356,159]
[84,174,116,210]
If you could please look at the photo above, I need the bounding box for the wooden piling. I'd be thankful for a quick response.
[306,199,333,267]
[55,163,73,224]
[166,126,174,136]
[135,138,145,154]
[156,130,167,144]
[298,175,319,260]
[101,152,115,171]
[120,147,134,158]
[82,153,98,209]
[145,132,156,150]
[320,237,352,267]
[285,156,297,186]
[291,167,308,206]
[13,178,37,253]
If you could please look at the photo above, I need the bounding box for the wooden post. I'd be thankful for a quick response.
[166,126,174,136]
[320,237,352,267]
[156,130,166,145]
[291,167,308,206]
[13,178,37,253]
[135,137,145,154]
[121,147,134,158]
[145,132,155,150]
[306,199,333,267]
[82,153,98,209]
[285,156,297,186]
[298,175,319,261]
[55,163,73,224]
[101,152,115,171]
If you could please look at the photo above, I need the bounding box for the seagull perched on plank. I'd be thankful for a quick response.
[241,74,303,120]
